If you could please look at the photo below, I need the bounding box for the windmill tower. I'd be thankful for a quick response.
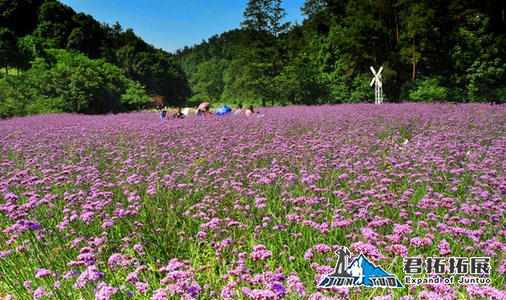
[370,66,383,104]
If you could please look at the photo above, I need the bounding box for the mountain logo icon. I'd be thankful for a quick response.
[318,247,403,288]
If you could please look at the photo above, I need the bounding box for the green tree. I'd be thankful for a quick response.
[67,13,104,58]
[0,0,44,36]
[14,49,147,115]
[409,77,447,102]
[117,46,190,106]
[6,56,62,115]
[239,0,291,106]
[450,13,506,102]
[151,52,191,106]
[0,27,18,74]
[222,57,274,106]
[101,22,125,63]
[190,58,227,102]
[0,75,26,117]
[396,0,436,82]
[349,1,392,68]
[282,54,332,105]
[121,81,152,111]
[49,50,102,113]
[35,0,76,48]
[16,35,44,72]
[301,0,328,18]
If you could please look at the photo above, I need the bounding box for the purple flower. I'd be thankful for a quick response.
[250,244,272,261]
[250,289,277,299]
[73,265,103,288]
[303,248,313,260]
[387,244,409,257]
[350,242,384,262]
[96,282,118,299]
[125,270,139,283]
[272,281,286,298]
[107,253,122,269]
[313,244,332,254]
[151,288,168,299]
[287,274,306,297]
[34,268,52,278]
[29,223,40,230]
[188,284,199,297]
[135,282,149,293]
[23,280,32,288]
[273,223,288,230]
[438,239,452,255]
[1,104,505,299]
[33,286,52,299]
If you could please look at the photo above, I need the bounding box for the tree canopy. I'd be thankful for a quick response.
[176,0,506,106]
[1,0,505,118]
[0,0,190,117]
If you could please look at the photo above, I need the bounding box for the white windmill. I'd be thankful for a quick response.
[370,66,383,104]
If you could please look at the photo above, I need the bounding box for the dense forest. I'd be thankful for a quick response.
[1,0,505,118]
[176,0,506,107]
[0,0,190,117]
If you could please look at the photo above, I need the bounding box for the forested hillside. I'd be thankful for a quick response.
[177,0,506,107]
[0,0,190,117]
[1,0,505,118]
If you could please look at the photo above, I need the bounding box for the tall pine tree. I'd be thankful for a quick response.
[236,0,290,106]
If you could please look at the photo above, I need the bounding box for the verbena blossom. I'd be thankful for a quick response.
[95,282,119,300]
[0,104,504,299]
[438,239,452,255]
[135,282,149,293]
[250,244,272,261]
[34,268,52,279]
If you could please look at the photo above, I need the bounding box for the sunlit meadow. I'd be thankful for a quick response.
[0,103,505,299]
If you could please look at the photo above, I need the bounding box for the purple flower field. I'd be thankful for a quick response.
[0,103,505,299]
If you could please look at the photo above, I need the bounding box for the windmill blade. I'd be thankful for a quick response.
[370,77,376,87]
[370,66,376,75]
[377,66,383,75]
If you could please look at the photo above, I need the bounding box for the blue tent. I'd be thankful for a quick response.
[215,105,232,116]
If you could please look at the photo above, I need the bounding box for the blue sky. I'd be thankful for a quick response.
[58,0,307,53]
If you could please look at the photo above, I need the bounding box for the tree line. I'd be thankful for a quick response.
[176,0,506,107]
[0,0,190,118]
[1,0,505,118]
